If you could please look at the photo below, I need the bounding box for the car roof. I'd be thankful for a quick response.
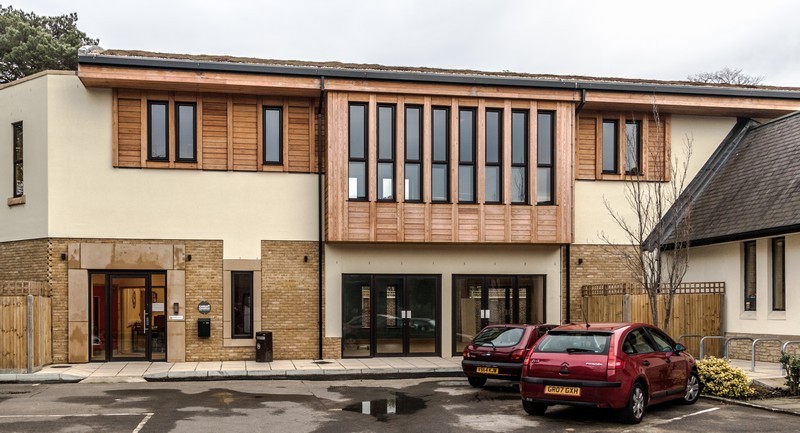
[551,322,650,332]
[483,324,556,330]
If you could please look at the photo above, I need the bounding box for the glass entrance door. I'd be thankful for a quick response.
[111,275,148,360]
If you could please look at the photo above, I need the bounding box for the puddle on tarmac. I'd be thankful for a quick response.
[342,392,425,421]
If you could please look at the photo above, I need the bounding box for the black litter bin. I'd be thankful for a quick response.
[255,331,273,362]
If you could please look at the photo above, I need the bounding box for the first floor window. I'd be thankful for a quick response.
[625,120,641,175]
[12,122,23,197]
[772,237,785,311]
[263,107,283,164]
[744,241,756,311]
[175,102,197,161]
[511,110,528,204]
[602,120,618,174]
[432,107,450,202]
[404,105,422,201]
[537,112,555,204]
[232,271,254,338]
[148,101,168,161]
[348,103,368,200]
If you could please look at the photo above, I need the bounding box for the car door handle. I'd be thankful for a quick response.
[665,358,671,364]
[642,360,650,366]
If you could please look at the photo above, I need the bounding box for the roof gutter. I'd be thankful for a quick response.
[77,54,800,100]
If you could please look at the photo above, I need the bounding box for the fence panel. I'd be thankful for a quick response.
[0,282,52,372]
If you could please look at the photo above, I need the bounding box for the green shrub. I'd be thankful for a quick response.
[779,353,800,395]
[697,356,754,398]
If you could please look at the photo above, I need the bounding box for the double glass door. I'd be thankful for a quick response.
[89,272,167,362]
[453,275,546,355]
[343,274,440,358]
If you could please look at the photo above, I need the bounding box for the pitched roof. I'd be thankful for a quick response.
[654,111,800,247]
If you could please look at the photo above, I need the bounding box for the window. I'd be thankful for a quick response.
[263,107,283,164]
[772,237,785,311]
[348,103,368,200]
[511,110,528,204]
[147,101,168,161]
[744,241,757,311]
[404,106,422,202]
[432,107,450,202]
[537,112,555,204]
[458,108,476,203]
[377,105,395,201]
[602,120,618,174]
[625,120,641,175]
[175,102,196,162]
[485,109,502,203]
[12,122,23,198]
[231,271,254,338]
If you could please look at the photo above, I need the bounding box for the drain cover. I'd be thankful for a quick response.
[313,360,334,365]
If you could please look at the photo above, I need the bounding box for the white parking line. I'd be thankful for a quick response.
[0,412,155,433]
[132,413,154,433]
[653,407,720,425]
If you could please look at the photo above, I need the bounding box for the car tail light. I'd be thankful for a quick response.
[463,347,470,358]
[511,349,526,361]
[607,338,624,380]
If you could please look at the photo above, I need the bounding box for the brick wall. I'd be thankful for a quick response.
[568,244,641,322]
[262,240,321,359]
[725,331,800,362]
[0,238,49,282]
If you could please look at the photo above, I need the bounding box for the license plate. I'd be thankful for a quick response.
[476,366,499,374]
[544,385,581,396]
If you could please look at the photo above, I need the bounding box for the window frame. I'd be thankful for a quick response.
[484,109,503,204]
[263,106,283,165]
[348,102,369,201]
[431,106,450,203]
[231,271,254,339]
[404,105,423,202]
[377,104,396,202]
[772,237,785,312]
[536,111,555,205]
[602,119,619,174]
[174,102,197,162]
[12,121,23,198]
[625,120,642,176]
[458,107,476,204]
[744,240,757,312]
[147,101,169,162]
[511,110,529,205]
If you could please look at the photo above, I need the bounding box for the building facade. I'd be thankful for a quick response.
[2,50,800,364]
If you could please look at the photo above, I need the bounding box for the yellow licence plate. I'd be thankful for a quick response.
[544,385,581,396]
[476,366,499,374]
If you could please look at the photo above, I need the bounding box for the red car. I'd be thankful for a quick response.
[519,323,700,424]
[462,324,556,387]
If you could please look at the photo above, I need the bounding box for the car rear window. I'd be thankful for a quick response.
[535,332,611,355]
[473,327,524,348]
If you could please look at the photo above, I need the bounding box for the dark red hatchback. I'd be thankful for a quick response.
[462,324,556,387]
[519,323,700,424]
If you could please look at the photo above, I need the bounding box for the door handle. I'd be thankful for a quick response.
[642,360,650,366]
[665,358,671,364]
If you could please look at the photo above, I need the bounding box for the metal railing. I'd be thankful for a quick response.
[699,336,724,360]
[724,337,754,359]
[752,338,784,371]
[780,341,800,375]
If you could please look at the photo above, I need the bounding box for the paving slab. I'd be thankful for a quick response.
[169,362,198,372]
[196,361,222,371]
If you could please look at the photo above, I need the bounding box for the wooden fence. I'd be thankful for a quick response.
[581,282,724,358]
[0,281,52,372]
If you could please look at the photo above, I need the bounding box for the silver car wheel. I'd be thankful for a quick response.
[632,386,645,420]
[685,373,700,402]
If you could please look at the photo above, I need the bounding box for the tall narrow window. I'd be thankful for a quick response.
[744,241,757,311]
[147,101,168,161]
[602,120,618,174]
[12,122,23,198]
[772,237,785,311]
[404,105,422,202]
[231,271,254,338]
[537,112,555,204]
[348,103,368,200]
[485,109,502,203]
[458,108,476,203]
[377,105,395,201]
[432,107,450,202]
[263,107,283,164]
[511,110,528,204]
[625,120,641,175]
[175,102,196,162]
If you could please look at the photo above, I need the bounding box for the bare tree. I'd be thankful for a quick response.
[687,67,764,86]
[600,105,693,331]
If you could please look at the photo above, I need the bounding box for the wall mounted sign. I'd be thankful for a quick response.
[168,315,184,321]
[198,301,211,314]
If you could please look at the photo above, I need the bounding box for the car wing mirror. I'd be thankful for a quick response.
[674,343,686,353]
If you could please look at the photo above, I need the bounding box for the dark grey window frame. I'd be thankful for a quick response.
[511,110,529,204]
[537,111,555,205]
[485,109,503,204]
[231,271,254,339]
[147,101,169,161]
[263,106,283,165]
[404,105,423,202]
[744,240,757,312]
[431,106,450,203]
[602,119,619,174]
[12,121,23,198]
[625,120,642,176]
[174,102,197,162]
[458,108,476,204]
[772,237,785,311]
[377,104,396,202]
[348,102,368,201]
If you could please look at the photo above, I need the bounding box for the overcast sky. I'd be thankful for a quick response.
[12,0,800,86]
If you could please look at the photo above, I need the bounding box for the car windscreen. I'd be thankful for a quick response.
[473,327,525,348]
[535,332,611,355]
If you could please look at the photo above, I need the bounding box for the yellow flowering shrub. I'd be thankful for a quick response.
[697,356,754,398]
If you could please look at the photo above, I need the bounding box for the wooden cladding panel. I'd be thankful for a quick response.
[484,205,507,242]
[431,205,454,242]
[117,98,142,167]
[288,105,311,172]
[576,116,597,180]
[202,95,229,170]
[457,206,480,242]
[232,102,258,171]
[375,202,399,242]
[347,201,371,241]
[536,207,558,242]
[510,207,533,242]
[403,204,426,241]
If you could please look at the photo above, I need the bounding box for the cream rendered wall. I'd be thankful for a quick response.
[0,72,54,241]
[574,116,738,244]
[682,234,800,336]
[324,244,562,357]
[44,75,318,259]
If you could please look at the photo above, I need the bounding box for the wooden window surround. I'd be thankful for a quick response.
[113,89,321,173]
[576,111,670,182]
